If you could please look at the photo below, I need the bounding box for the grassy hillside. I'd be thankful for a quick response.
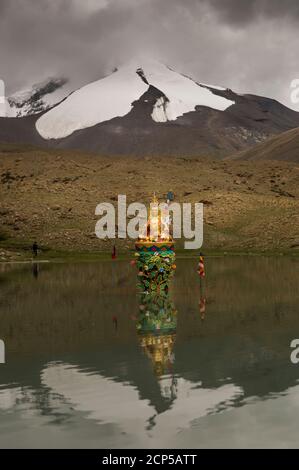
[230,127,299,162]
[0,145,298,260]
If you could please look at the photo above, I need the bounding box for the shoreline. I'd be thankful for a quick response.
[1,246,298,264]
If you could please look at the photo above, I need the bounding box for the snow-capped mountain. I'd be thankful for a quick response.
[6,78,72,118]
[1,60,299,158]
[35,60,234,140]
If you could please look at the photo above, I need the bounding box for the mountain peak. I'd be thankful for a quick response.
[6,77,70,118]
[3,60,299,159]
[35,61,234,140]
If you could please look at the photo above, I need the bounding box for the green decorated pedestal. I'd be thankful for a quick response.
[135,241,176,293]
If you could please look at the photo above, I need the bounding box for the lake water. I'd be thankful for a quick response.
[0,256,299,448]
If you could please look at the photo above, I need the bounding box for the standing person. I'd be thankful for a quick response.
[166,190,174,205]
[197,252,205,278]
[32,241,39,258]
[112,244,117,260]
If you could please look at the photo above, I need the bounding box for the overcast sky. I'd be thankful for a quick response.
[1,0,299,109]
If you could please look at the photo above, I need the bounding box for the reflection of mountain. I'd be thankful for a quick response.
[0,257,299,445]
[1,333,299,434]
[40,362,242,434]
[41,363,154,433]
[0,359,243,439]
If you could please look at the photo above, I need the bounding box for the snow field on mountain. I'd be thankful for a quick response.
[140,62,233,122]
[36,65,149,139]
[35,61,234,139]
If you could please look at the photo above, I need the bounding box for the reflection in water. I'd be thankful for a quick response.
[134,201,177,378]
[198,276,207,321]
[0,257,299,448]
[137,290,177,378]
[32,262,39,280]
[197,253,207,321]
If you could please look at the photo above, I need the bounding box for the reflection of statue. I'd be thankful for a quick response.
[137,289,177,377]
[134,196,177,376]
[139,330,176,377]
[137,291,177,334]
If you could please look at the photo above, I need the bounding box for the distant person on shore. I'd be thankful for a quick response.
[166,190,174,205]
[32,241,39,258]
[112,244,117,260]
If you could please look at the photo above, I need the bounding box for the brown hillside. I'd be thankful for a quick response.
[230,127,299,162]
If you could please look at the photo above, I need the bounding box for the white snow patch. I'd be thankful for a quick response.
[151,96,170,123]
[36,65,149,140]
[41,83,73,108]
[200,82,227,91]
[141,61,234,123]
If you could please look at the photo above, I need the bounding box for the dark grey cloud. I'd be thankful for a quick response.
[201,0,299,25]
[0,0,299,110]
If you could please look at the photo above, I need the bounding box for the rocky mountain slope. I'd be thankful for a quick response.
[230,127,299,162]
[1,61,299,157]
[6,78,71,117]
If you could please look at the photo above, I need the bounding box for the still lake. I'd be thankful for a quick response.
[0,256,299,448]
